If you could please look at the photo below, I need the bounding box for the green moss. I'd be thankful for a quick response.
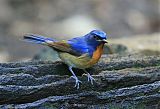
[15,70,22,74]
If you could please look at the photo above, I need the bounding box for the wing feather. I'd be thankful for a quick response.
[47,41,82,56]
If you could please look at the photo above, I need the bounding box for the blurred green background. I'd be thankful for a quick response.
[0,0,159,62]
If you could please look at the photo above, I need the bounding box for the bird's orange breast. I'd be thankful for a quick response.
[87,43,104,66]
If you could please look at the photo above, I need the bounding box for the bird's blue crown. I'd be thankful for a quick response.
[89,30,107,39]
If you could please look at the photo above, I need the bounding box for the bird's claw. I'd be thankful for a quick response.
[71,76,82,89]
[87,73,95,85]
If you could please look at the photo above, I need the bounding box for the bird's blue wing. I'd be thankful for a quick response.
[67,36,90,56]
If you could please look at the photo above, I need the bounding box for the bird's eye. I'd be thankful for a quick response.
[93,35,99,40]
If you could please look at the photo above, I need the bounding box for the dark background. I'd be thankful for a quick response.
[0,0,159,62]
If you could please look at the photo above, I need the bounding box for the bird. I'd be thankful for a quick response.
[23,30,108,89]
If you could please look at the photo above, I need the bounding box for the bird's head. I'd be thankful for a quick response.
[85,30,108,46]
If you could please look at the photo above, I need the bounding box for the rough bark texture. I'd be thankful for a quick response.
[0,54,160,108]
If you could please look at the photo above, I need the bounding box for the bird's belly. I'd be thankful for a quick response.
[58,53,93,69]
[58,43,104,69]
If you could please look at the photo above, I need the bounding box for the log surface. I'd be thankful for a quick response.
[0,54,160,108]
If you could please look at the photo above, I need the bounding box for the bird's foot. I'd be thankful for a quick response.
[71,76,82,89]
[87,73,95,85]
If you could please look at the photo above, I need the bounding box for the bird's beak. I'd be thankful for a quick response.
[102,39,108,43]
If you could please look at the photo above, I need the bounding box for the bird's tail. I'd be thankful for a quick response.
[23,34,56,44]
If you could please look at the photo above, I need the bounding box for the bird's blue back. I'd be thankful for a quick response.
[67,30,107,57]
[67,36,89,55]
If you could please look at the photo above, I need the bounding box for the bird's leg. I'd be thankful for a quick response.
[83,70,95,85]
[69,66,82,89]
